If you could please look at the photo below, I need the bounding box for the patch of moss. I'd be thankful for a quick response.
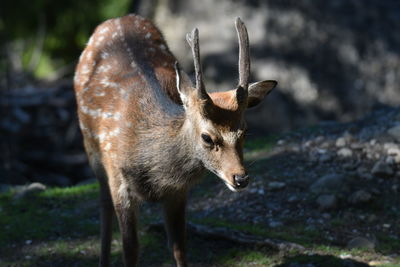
[0,183,99,246]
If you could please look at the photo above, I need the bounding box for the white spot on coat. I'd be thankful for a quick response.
[104,142,111,151]
[95,36,105,47]
[101,52,109,59]
[99,27,109,34]
[86,51,93,59]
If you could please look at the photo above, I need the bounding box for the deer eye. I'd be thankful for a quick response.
[201,133,214,145]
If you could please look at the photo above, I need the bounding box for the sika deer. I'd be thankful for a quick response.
[74,14,277,267]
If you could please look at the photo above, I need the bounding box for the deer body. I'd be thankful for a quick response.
[74,14,276,267]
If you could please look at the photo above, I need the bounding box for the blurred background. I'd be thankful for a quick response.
[1,0,399,186]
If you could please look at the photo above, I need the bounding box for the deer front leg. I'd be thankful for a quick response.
[114,195,139,267]
[114,203,139,267]
[163,193,188,267]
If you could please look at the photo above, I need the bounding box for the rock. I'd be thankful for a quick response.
[391,184,399,192]
[314,136,325,144]
[387,125,400,141]
[287,195,299,203]
[310,173,347,194]
[337,147,353,158]
[350,142,364,150]
[384,143,400,162]
[371,160,394,177]
[320,141,331,149]
[268,220,283,228]
[349,190,372,205]
[335,137,347,147]
[383,142,399,151]
[368,214,377,222]
[343,161,358,171]
[347,237,375,250]
[385,156,397,165]
[268,181,286,191]
[319,153,333,163]
[357,166,373,180]
[277,139,285,146]
[316,194,337,210]
[322,213,331,219]
[13,182,46,199]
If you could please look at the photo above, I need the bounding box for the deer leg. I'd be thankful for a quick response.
[87,149,114,267]
[98,178,114,267]
[115,202,139,267]
[163,193,188,267]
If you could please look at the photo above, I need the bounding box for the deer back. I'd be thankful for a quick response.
[74,15,183,160]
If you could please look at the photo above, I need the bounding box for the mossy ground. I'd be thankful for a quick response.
[0,137,398,266]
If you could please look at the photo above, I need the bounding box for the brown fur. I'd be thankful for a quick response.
[74,14,276,267]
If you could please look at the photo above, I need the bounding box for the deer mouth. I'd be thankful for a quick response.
[207,168,248,192]
[224,181,242,192]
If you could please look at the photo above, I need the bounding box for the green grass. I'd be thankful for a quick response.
[191,217,326,246]
[1,135,399,266]
[245,135,278,152]
[0,183,99,246]
[217,249,275,266]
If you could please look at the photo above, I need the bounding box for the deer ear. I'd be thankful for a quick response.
[247,80,277,108]
[175,62,194,108]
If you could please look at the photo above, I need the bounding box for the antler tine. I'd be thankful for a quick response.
[235,17,250,90]
[186,28,208,100]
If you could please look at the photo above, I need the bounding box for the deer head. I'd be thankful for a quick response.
[175,18,277,192]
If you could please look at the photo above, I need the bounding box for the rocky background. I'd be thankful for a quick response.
[1,0,400,187]
[148,0,400,132]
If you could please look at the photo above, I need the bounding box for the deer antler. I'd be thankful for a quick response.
[235,17,250,91]
[186,28,208,100]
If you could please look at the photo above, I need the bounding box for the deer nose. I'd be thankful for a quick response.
[233,174,250,188]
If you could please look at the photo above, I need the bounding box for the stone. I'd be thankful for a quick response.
[383,142,399,151]
[322,213,331,219]
[257,188,265,195]
[277,139,285,146]
[359,172,373,180]
[335,137,347,147]
[310,173,346,194]
[13,183,46,199]
[385,145,400,163]
[316,194,337,210]
[268,220,283,228]
[287,195,299,203]
[319,153,333,163]
[343,162,358,171]
[347,237,375,250]
[387,125,400,141]
[349,190,372,205]
[385,156,397,165]
[268,181,286,191]
[371,160,394,177]
[350,142,363,150]
[337,147,353,158]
